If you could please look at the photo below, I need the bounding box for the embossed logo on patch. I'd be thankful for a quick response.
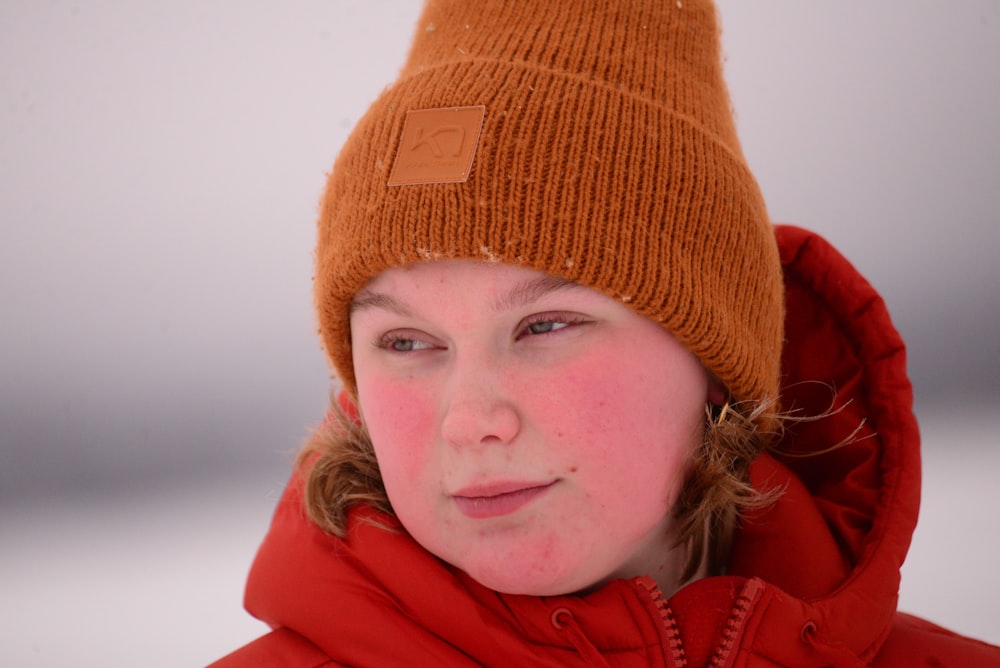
[387,106,486,186]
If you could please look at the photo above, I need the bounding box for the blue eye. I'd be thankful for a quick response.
[520,314,587,340]
[378,333,434,352]
[391,338,418,351]
[527,320,569,335]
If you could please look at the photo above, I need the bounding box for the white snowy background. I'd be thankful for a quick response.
[2,2,998,665]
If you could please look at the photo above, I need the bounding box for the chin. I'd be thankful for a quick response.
[464,561,600,597]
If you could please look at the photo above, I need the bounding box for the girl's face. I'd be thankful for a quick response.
[350,260,713,596]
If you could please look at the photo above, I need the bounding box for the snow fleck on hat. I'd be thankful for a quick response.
[315,0,783,407]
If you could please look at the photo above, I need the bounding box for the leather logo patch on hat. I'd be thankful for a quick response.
[388,105,486,186]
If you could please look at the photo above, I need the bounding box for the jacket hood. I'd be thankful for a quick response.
[724,224,921,663]
[236,225,923,665]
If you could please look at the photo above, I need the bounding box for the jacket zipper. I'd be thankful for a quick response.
[636,577,687,668]
[635,576,765,668]
[709,578,764,668]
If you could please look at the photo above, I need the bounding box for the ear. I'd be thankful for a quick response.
[706,376,727,407]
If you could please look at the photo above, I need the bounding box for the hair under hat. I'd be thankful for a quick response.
[315,0,784,406]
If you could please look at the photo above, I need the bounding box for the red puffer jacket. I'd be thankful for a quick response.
[211,226,999,666]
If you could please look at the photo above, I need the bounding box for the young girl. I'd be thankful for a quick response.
[213,1,999,665]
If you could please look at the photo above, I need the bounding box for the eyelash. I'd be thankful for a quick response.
[373,313,586,353]
[517,313,586,339]
[375,332,431,352]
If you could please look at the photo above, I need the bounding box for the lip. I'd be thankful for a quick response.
[451,480,556,519]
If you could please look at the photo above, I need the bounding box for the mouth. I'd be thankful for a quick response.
[451,481,556,519]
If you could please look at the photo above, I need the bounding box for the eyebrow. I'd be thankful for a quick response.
[350,291,413,317]
[490,274,580,312]
[350,273,581,317]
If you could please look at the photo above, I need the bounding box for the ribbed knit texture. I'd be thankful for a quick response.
[315,0,784,405]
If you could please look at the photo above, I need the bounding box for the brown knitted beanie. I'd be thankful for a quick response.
[315,0,784,406]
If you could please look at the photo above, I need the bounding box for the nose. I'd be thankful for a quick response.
[440,363,521,448]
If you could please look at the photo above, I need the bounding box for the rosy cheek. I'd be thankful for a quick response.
[516,349,672,467]
[517,355,624,440]
[359,375,437,479]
